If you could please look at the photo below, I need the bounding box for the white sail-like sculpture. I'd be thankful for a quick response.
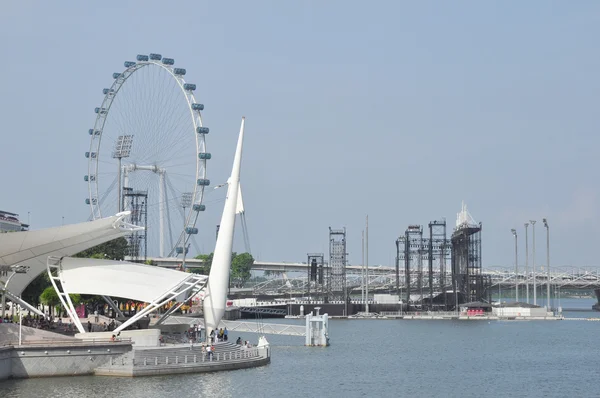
[203,117,245,336]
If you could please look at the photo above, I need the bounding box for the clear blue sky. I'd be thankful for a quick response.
[1,1,599,268]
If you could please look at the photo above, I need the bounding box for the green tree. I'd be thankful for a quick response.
[73,237,128,260]
[231,252,254,288]
[194,253,213,274]
[39,286,59,316]
[39,287,81,317]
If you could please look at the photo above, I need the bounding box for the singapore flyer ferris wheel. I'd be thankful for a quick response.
[85,53,210,260]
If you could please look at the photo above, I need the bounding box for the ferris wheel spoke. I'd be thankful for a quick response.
[87,55,207,258]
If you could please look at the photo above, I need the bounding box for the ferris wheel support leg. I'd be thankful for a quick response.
[159,171,166,258]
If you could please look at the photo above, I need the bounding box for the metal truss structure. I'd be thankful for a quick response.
[327,228,347,303]
[397,225,424,305]
[123,188,148,262]
[250,266,600,299]
[451,203,488,304]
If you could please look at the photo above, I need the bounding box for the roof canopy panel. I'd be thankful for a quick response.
[59,257,206,303]
[0,212,138,296]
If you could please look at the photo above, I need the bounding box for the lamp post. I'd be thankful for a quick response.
[543,218,550,310]
[530,220,537,305]
[365,215,369,315]
[524,223,529,303]
[180,192,193,270]
[511,229,518,302]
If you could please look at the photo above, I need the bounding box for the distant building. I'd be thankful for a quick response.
[0,210,28,232]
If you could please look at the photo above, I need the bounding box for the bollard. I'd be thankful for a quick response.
[155,357,158,365]
[144,358,147,366]
[176,356,178,364]
[202,354,205,362]
[194,355,197,363]
[185,355,188,364]
[217,353,220,361]
[166,356,169,365]
[132,358,135,366]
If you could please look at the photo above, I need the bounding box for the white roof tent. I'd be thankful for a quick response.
[0,212,141,316]
[0,212,141,298]
[47,256,207,334]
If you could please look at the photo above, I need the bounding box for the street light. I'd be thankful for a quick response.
[543,218,550,310]
[530,220,537,305]
[524,222,529,304]
[511,229,518,302]
[181,192,193,270]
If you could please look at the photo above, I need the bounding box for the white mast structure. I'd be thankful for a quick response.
[203,117,245,336]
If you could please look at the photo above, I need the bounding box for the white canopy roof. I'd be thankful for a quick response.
[58,257,206,303]
[0,212,139,296]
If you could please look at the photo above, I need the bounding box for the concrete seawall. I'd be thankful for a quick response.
[0,342,132,380]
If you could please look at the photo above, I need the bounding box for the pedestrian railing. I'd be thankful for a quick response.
[107,347,262,368]
[1,337,132,347]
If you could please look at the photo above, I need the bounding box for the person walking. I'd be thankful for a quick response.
[87,320,92,332]
[224,327,228,342]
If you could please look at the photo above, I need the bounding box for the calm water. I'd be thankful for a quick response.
[3,298,600,398]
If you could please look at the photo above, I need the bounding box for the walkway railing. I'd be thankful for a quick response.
[0,337,132,347]
[107,347,263,368]
[379,311,458,317]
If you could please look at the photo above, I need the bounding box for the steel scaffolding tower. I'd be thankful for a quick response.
[306,253,325,302]
[428,220,449,310]
[451,203,487,305]
[397,225,424,308]
[327,228,347,303]
[123,187,148,262]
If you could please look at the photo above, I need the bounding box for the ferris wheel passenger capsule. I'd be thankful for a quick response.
[196,127,209,134]
[173,68,186,76]
[198,152,212,160]
[184,83,196,91]
[192,103,204,111]
[149,53,162,60]
[112,73,121,79]
[162,58,175,65]
[197,179,210,186]
[185,227,199,235]
[124,61,136,68]
[193,204,206,212]
[136,54,149,62]
[88,129,101,136]
[102,88,114,95]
